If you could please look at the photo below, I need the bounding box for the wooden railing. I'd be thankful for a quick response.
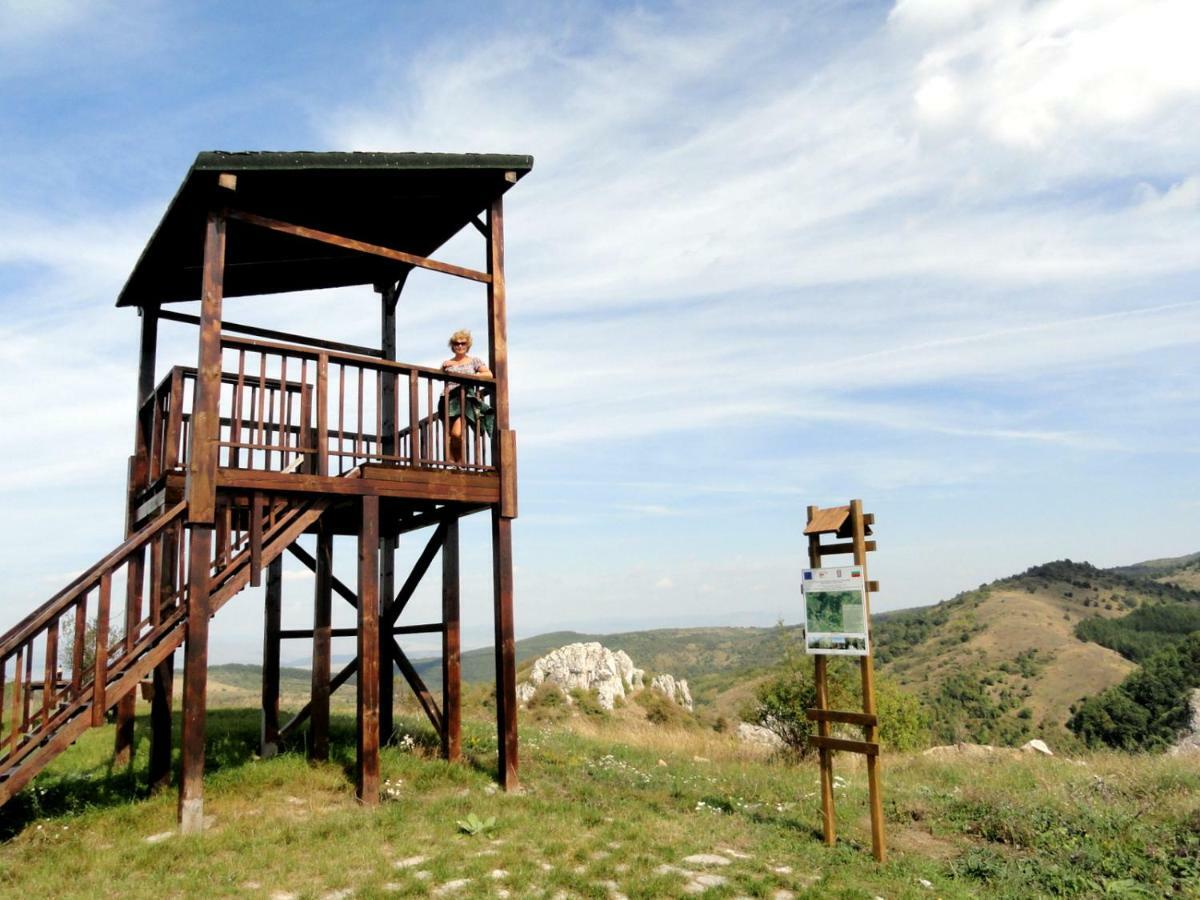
[0,502,188,771]
[215,335,497,476]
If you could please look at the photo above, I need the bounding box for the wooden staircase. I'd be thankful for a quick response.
[0,494,331,807]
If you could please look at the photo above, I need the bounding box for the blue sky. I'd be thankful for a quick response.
[1,0,1198,662]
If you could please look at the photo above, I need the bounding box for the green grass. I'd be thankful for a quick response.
[2,706,1199,898]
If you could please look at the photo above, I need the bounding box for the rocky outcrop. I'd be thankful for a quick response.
[650,673,693,711]
[736,722,784,749]
[516,641,697,713]
[516,642,645,710]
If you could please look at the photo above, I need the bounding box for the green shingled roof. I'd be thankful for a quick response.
[116,151,534,307]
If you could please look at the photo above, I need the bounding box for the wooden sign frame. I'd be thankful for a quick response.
[804,499,886,862]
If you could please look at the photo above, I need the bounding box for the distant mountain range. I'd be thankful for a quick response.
[206,550,1200,747]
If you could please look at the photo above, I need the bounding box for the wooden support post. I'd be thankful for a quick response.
[492,510,518,790]
[850,498,886,863]
[261,556,282,758]
[149,520,178,793]
[186,211,227,525]
[442,516,461,761]
[487,195,518,790]
[378,280,401,745]
[808,505,836,847]
[115,303,160,767]
[357,495,381,804]
[311,525,333,761]
[179,526,212,834]
[379,525,396,745]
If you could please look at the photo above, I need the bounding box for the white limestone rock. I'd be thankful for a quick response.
[1021,739,1053,756]
[650,673,694,711]
[515,642,645,710]
[1169,689,1200,756]
[737,722,784,749]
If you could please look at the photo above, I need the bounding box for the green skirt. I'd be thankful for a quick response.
[440,391,495,436]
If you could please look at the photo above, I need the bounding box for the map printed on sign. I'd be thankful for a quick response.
[802,565,870,656]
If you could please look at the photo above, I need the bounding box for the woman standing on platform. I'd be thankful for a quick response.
[441,330,493,464]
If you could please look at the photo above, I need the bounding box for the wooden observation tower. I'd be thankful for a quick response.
[0,151,531,831]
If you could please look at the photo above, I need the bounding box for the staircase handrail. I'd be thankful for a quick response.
[0,501,188,661]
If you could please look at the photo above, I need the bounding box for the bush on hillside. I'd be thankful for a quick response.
[750,648,927,757]
[1069,632,1200,751]
[1074,603,1200,663]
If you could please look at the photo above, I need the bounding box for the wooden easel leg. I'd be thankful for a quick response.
[311,525,332,761]
[357,496,381,804]
[442,517,461,762]
[179,526,212,834]
[492,510,518,790]
[861,654,886,862]
[261,557,282,758]
[814,655,836,846]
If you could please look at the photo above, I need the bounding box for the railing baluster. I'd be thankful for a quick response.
[257,353,268,470]
[21,642,33,732]
[357,365,365,464]
[280,356,291,468]
[375,369,382,463]
[300,358,311,472]
[317,353,329,476]
[409,371,420,467]
[8,648,23,750]
[71,598,86,697]
[0,654,7,752]
[43,620,58,724]
[231,349,246,469]
[92,573,111,726]
[338,363,346,474]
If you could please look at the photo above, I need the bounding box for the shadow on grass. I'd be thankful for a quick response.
[1,708,488,842]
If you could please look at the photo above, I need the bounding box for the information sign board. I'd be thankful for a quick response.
[802,565,869,656]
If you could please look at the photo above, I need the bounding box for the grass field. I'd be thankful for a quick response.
[2,704,1198,898]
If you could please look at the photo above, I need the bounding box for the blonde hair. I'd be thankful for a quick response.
[448,329,473,351]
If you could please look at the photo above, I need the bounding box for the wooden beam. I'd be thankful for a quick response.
[261,557,282,758]
[287,542,358,609]
[442,516,461,761]
[492,510,518,791]
[851,498,886,863]
[179,526,212,834]
[149,520,178,793]
[808,735,879,756]
[357,496,381,804]
[226,209,492,284]
[806,709,878,727]
[278,658,357,740]
[185,211,226,525]
[817,540,877,556]
[385,523,447,627]
[158,309,384,359]
[311,525,332,761]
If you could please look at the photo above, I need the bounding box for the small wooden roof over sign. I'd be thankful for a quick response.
[116,150,535,308]
[804,505,873,538]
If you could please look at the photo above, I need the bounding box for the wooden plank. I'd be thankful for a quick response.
[261,557,282,758]
[250,492,264,587]
[393,623,443,636]
[808,735,879,756]
[499,430,518,519]
[227,209,492,285]
[804,505,849,536]
[150,516,178,792]
[813,652,836,847]
[357,495,381,804]
[215,470,495,503]
[159,309,384,358]
[311,524,332,762]
[316,353,329,476]
[492,510,518,790]
[816,540,876,555]
[179,526,212,834]
[185,211,227,525]
[868,580,880,593]
[287,542,358,609]
[442,516,461,762]
[806,708,878,727]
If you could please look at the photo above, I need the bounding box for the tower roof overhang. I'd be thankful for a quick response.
[116,151,534,308]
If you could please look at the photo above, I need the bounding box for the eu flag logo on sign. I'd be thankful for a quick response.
[803,572,813,580]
